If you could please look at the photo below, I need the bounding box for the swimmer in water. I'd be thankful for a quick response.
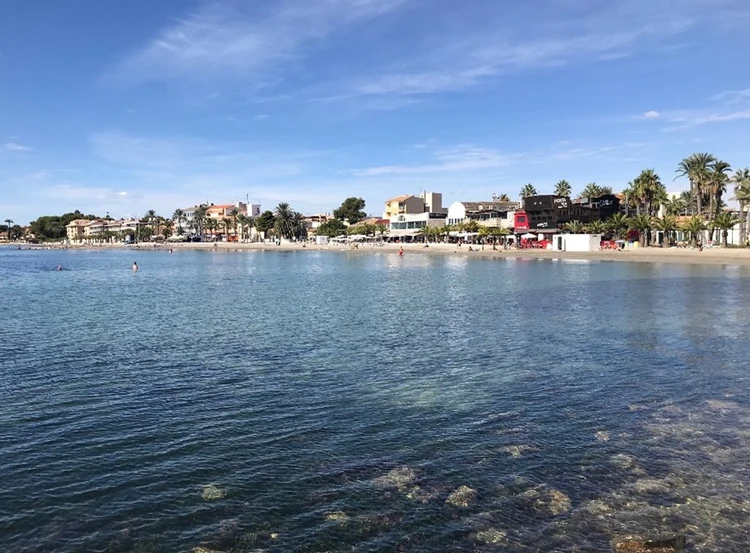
[132,262,138,272]
[56,265,63,271]
[398,246,404,256]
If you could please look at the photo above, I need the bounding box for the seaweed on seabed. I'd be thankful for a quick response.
[612,534,686,552]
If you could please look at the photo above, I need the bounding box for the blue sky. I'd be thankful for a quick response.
[2,0,750,223]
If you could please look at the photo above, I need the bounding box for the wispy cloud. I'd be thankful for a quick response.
[711,89,750,103]
[641,110,660,119]
[344,1,721,99]
[2,142,32,152]
[663,110,750,131]
[350,145,518,176]
[254,114,269,121]
[110,0,408,85]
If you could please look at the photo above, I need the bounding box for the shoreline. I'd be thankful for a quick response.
[8,241,750,266]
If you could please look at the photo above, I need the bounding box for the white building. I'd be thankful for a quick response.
[551,234,601,252]
[385,191,448,239]
[446,201,520,228]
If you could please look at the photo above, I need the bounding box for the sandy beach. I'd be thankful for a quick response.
[21,241,750,266]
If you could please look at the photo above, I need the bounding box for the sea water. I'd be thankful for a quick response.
[1,247,750,552]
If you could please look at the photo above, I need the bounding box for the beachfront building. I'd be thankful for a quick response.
[66,219,91,241]
[65,219,140,243]
[181,201,261,238]
[386,191,448,240]
[303,214,332,236]
[446,200,520,229]
[382,195,425,219]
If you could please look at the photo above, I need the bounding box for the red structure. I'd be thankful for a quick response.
[514,211,529,231]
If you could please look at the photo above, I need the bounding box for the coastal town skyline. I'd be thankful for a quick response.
[3,0,750,224]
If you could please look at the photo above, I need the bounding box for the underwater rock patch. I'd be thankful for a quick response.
[633,478,671,494]
[324,511,349,525]
[613,535,686,552]
[472,528,507,545]
[705,400,739,411]
[445,485,477,507]
[373,466,417,490]
[193,547,225,553]
[596,431,611,442]
[611,454,637,470]
[501,444,536,457]
[201,484,226,501]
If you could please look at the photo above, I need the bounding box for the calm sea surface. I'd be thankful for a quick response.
[2,247,750,552]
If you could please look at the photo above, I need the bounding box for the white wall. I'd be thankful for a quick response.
[552,234,601,252]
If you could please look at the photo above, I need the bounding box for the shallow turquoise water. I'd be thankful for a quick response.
[1,247,750,552]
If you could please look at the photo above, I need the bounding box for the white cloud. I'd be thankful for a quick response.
[711,89,750,103]
[351,145,518,176]
[254,114,269,121]
[642,110,660,119]
[663,110,750,131]
[111,0,408,85]
[2,142,32,152]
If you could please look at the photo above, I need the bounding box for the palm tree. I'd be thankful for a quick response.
[562,220,586,233]
[418,225,434,243]
[580,182,601,199]
[274,203,296,240]
[229,208,240,236]
[4,219,13,241]
[375,223,389,239]
[586,220,606,235]
[290,212,307,240]
[236,214,250,241]
[492,193,512,202]
[554,180,571,197]
[192,205,208,237]
[519,184,537,199]
[675,153,716,216]
[708,159,732,233]
[731,168,750,245]
[222,217,232,239]
[651,215,679,247]
[598,186,613,195]
[162,219,174,239]
[629,214,653,246]
[712,212,739,247]
[205,218,218,238]
[631,169,665,216]
[463,220,480,233]
[605,213,629,240]
[490,226,511,249]
[663,197,686,216]
[173,209,187,236]
[681,216,705,247]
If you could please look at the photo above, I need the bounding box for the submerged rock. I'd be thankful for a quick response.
[613,535,686,552]
[473,528,507,545]
[324,511,349,525]
[201,484,226,501]
[501,444,536,457]
[705,399,739,411]
[633,478,671,494]
[193,548,224,553]
[373,466,417,490]
[611,454,637,470]
[404,485,435,503]
[585,499,613,516]
[596,431,611,442]
[445,485,477,507]
[544,489,572,515]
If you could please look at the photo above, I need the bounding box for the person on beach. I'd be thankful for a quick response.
[132,262,138,272]
[398,246,404,256]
